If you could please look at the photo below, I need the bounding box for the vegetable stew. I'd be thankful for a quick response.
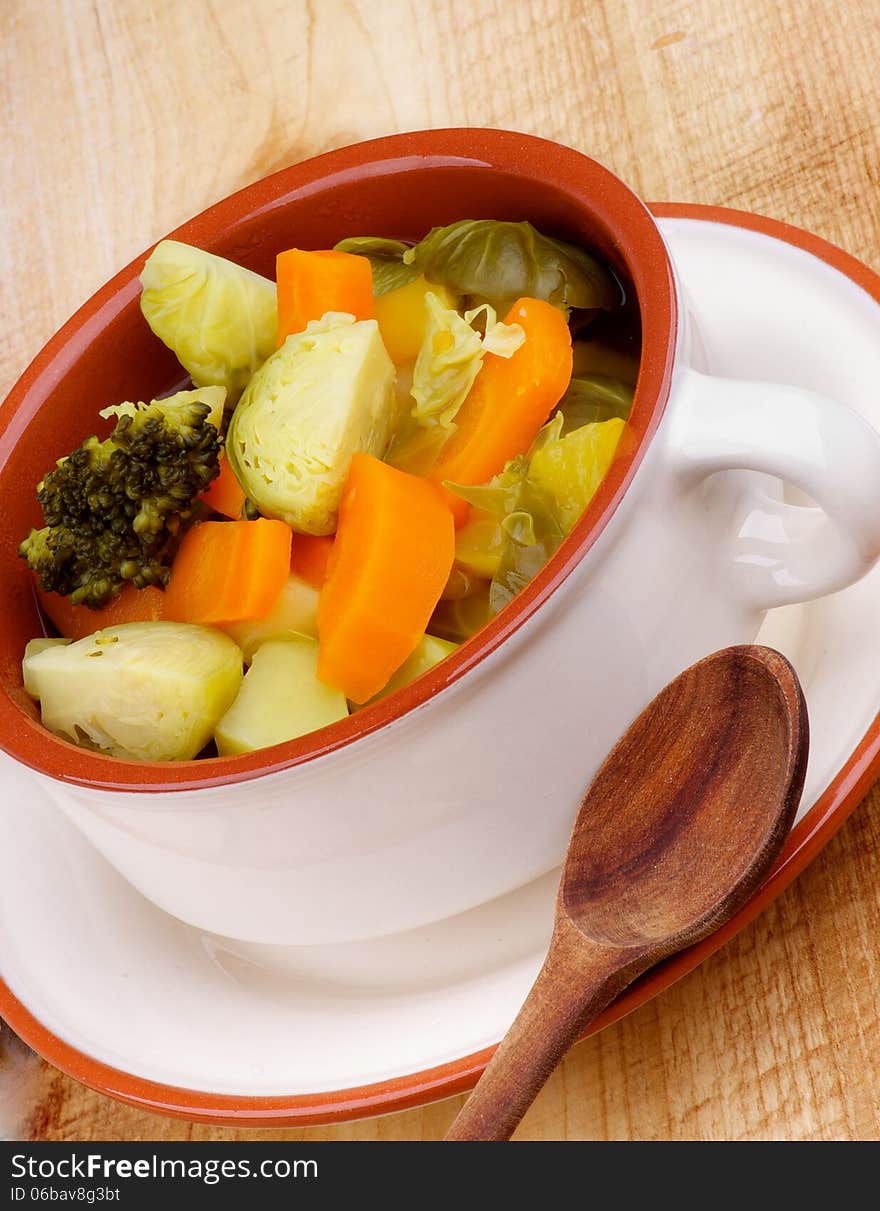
[20,219,641,761]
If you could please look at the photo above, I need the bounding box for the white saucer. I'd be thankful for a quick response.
[1,211,879,1113]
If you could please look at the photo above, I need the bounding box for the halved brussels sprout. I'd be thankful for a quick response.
[226,314,396,535]
[23,622,243,761]
[140,240,278,403]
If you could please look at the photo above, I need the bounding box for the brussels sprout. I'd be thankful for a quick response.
[214,634,348,756]
[404,220,620,313]
[226,314,396,535]
[23,622,243,761]
[140,240,278,403]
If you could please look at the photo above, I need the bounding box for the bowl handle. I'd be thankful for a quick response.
[668,367,880,609]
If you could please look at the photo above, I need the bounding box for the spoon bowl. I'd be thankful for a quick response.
[446,645,808,1140]
[564,645,807,948]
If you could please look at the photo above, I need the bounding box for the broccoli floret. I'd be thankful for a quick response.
[20,390,223,609]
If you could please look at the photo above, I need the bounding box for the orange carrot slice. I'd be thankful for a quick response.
[317,454,455,703]
[431,297,573,525]
[291,533,335,590]
[276,249,374,345]
[37,584,167,641]
[164,519,292,626]
[200,453,246,520]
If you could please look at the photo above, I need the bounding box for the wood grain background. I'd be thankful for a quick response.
[1,0,879,1141]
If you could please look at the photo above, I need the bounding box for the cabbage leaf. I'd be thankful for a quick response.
[333,237,419,295]
[446,416,625,611]
[100,385,227,435]
[528,415,625,533]
[429,591,494,644]
[557,375,634,433]
[140,241,278,404]
[386,417,451,477]
[409,294,524,439]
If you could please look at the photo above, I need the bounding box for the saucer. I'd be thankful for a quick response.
[0,205,879,1126]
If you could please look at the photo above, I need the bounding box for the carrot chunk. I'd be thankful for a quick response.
[37,584,167,641]
[317,454,455,703]
[276,249,374,344]
[431,297,573,525]
[291,533,335,590]
[200,453,246,520]
[164,519,292,626]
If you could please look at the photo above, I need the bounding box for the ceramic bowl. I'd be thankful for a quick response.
[2,129,880,944]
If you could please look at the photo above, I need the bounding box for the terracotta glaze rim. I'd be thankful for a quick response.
[2,204,880,1129]
[0,128,676,792]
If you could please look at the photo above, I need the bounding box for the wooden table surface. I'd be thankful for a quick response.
[2,0,879,1142]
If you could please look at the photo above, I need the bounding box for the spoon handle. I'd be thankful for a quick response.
[445,918,645,1141]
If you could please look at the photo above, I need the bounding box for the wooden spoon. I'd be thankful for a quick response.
[446,644,808,1141]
